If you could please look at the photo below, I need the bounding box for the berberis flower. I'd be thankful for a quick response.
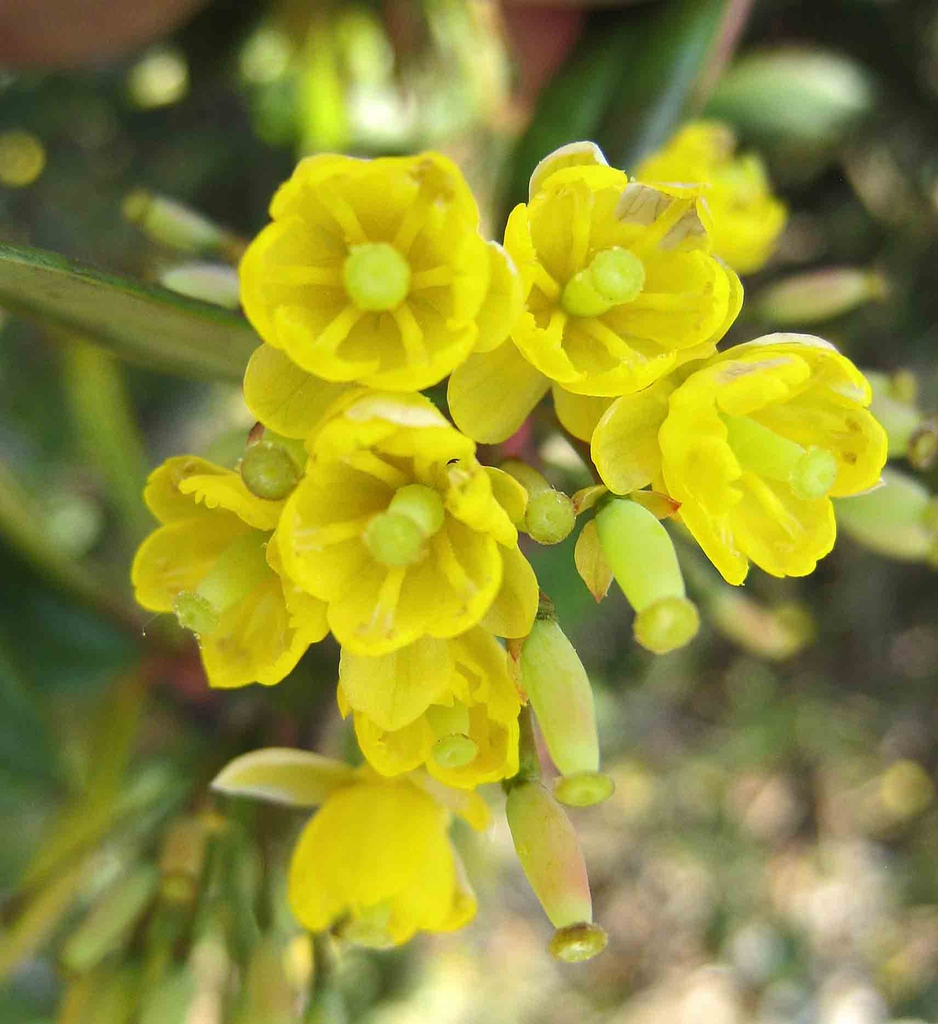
[448,141,742,444]
[636,121,787,276]
[212,750,485,948]
[132,456,328,688]
[275,389,538,655]
[592,334,888,584]
[239,151,521,410]
[338,627,520,789]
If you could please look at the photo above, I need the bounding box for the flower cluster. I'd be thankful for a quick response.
[133,127,888,959]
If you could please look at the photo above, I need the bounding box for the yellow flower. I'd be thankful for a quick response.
[636,120,787,275]
[275,389,538,655]
[591,334,888,584]
[212,750,486,948]
[338,627,520,789]
[239,152,521,420]
[132,455,328,688]
[448,141,742,444]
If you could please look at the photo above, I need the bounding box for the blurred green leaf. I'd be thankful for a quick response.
[0,243,256,383]
[597,0,738,170]
[502,13,639,215]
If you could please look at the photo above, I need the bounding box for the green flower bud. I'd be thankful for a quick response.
[240,440,302,500]
[506,780,593,929]
[753,267,888,326]
[520,602,612,806]
[595,497,699,654]
[160,261,241,309]
[836,468,938,561]
[868,370,931,460]
[501,460,575,545]
[548,922,609,963]
[123,190,244,261]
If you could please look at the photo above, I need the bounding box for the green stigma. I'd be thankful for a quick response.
[172,531,271,637]
[343,242,411,311]
[363,484,445,568]
[723,414,839,500]
[561,246,645,318]
[790,446,839,500]
[173,591,219,636]
[553,770,615,808]
[634,596,700,655]
[362,512,426,567]
[525,490,576,545]
[548,922,609,963]
[240,440,301,500]
[432,734,479,769]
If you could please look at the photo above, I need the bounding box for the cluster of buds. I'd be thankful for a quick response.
[131,123,891,960]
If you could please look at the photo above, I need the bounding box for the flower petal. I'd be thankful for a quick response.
[339,636,454,731]
[447,343,550,444]
[480,544,539,639]
[132,516,247,612]
[591,379,674,494]
[211,748,357,806]
[243,343,350,439]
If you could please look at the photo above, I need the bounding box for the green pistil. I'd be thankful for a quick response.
[427,703,478,769]
[561,246,645,318]
[432,734,479,769]
[363,484,445,568]
[173,530,270,637]
[343,242,411,311]
[723,414,839,500]
[240,441,301,500]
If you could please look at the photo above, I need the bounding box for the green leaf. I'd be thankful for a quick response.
[0,242,256,382]
[597,0,737,170]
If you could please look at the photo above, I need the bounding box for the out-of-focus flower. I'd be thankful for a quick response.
[637,120,787,275]
[338,627,520,789]
[448,141,742,444]
[593,334,888,584]
[212,750,485,947]
[239,152,520,396]
[275,390,538,654]
[132,456,328,688]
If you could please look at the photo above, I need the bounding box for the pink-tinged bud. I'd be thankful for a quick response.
[520,600,613,807]
[506,780,593,929]
[754,267,888,326]
[595,498,699,654]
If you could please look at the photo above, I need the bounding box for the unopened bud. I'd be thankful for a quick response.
[240,440,303,500]
[502,460,575,545]
[160,261,241,309]
[123,190,245,261]
[520,600,613,806]
[710,592,814,660]
[595,497,699,653]
[548,922,609,963]
[754,267,888,325]
[506,780,593,929]
[908,420,938,471]
[836,468,937,561]
[868,370,931,460]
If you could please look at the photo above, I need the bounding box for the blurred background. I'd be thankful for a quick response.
[1,0,938,1021]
